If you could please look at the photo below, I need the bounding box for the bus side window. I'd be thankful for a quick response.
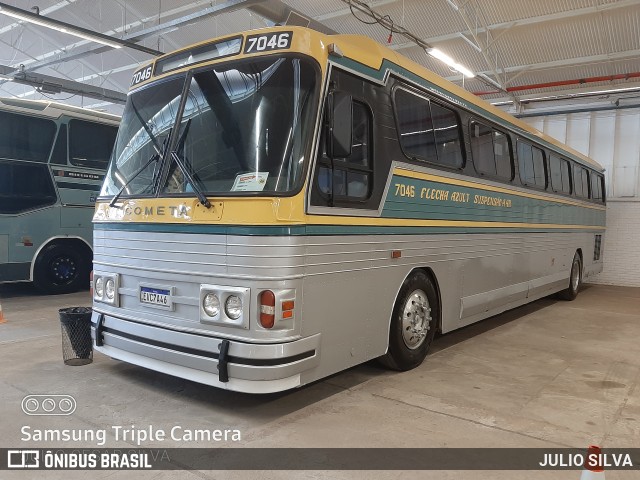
[470,121,513,180]
[549,154,571,194]
[393,88,464,169]
[318,101,372,200]
[573,164,590,198]
[517,141,546,188]
[69,119,118,169]
[0,111,56,162]
[394,89,438,164]
[0,161,57,214]
[590,171,604,202]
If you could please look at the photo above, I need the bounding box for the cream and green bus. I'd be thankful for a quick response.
[0,98,118,293]
[91,27,605,393]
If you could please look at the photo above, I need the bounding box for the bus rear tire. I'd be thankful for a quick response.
[558,252,582,301]
[33,243,91,295]
[379,270,438,371]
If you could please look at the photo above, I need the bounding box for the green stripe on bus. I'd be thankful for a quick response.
[94,222,604,237]
[383,175,606,227]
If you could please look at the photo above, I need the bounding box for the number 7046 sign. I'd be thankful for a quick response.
[244,32,292,53]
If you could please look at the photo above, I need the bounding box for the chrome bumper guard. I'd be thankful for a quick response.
[90,311,320,394]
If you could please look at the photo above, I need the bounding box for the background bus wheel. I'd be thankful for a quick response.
[380,271,438,371]
[558,252,582,301]
[33,243,91,294]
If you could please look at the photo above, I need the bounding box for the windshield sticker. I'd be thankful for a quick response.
[231,172,268,192]
[244,32,292,54]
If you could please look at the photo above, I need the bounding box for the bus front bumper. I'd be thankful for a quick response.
[90,311,320,394]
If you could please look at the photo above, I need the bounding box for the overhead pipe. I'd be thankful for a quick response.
[473,71,640,96]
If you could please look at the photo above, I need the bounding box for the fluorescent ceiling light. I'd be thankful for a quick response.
[0,6,122,49]
[427,47,475,78]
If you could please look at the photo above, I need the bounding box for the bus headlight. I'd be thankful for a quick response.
[95,277,105,298]
[203,293,220,317]
[225,295,242,320]
[93,272,119,306]
[105,278,116,300]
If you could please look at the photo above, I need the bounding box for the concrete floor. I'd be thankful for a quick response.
[0,283,638,480]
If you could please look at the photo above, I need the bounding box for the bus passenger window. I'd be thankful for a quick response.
[394,89,437,164]
[549,155,571,194]
[591,172,604,202]
[517,141,546,188]
[430,102,463,168]
[69,120,118,169]
[573,165,590,198]
[318,101,372,200]
[394,89,464,168]
[0,111,56,162]
[470,121,513,180]
[0,161,56,214]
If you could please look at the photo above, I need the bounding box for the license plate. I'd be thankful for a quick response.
[140,286,171,308]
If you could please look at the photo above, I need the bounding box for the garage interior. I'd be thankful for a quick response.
[1,1,639,478]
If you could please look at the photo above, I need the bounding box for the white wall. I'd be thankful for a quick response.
[522,107,640,286]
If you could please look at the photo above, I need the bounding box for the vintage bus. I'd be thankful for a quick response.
[0,98,119,293]
[91,27,605,393]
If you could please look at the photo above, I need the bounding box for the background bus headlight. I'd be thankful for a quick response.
[203,293,220,317]
[105,278,116,300]
[225,295,242,319]
[95,277,105,298]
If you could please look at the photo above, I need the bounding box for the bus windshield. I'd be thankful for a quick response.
[101,56,318,198]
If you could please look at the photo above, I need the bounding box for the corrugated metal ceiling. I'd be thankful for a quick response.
[0,0,638,114]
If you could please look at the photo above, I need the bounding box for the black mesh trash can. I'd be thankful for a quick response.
[59,307,93,366]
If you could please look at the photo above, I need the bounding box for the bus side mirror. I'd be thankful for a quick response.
[328,91,353,158]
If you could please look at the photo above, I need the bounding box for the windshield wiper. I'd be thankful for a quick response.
[109,137,168,207]
[170,119,211,209]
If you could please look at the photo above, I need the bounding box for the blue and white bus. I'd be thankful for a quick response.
[0,98,119,293]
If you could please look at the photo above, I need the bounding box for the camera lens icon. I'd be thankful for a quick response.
[21,395,76,416]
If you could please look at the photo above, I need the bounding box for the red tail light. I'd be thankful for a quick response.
[259,290,275,329]
[89,270,94,297]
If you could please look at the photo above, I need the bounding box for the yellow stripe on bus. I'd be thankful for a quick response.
[307,215,605,230]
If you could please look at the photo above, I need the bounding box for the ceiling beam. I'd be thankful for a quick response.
[7,68,127,103]
[0,0,80,36]
[0,2,161,55]
[7,0,262,74]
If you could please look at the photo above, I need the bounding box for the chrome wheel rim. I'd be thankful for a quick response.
[571,259,580,291]
[401,289,431,350]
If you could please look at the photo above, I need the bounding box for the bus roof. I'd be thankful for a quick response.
[0,97,120,124]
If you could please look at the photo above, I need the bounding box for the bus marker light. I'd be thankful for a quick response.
[391,250,402,259]
[282,310,293,319]
[259,290,276,329]
[282,300,294,311]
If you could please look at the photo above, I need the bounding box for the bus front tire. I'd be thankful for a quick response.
[558,252,582,301]
[33,243,91,295]
[380,271,438,371]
